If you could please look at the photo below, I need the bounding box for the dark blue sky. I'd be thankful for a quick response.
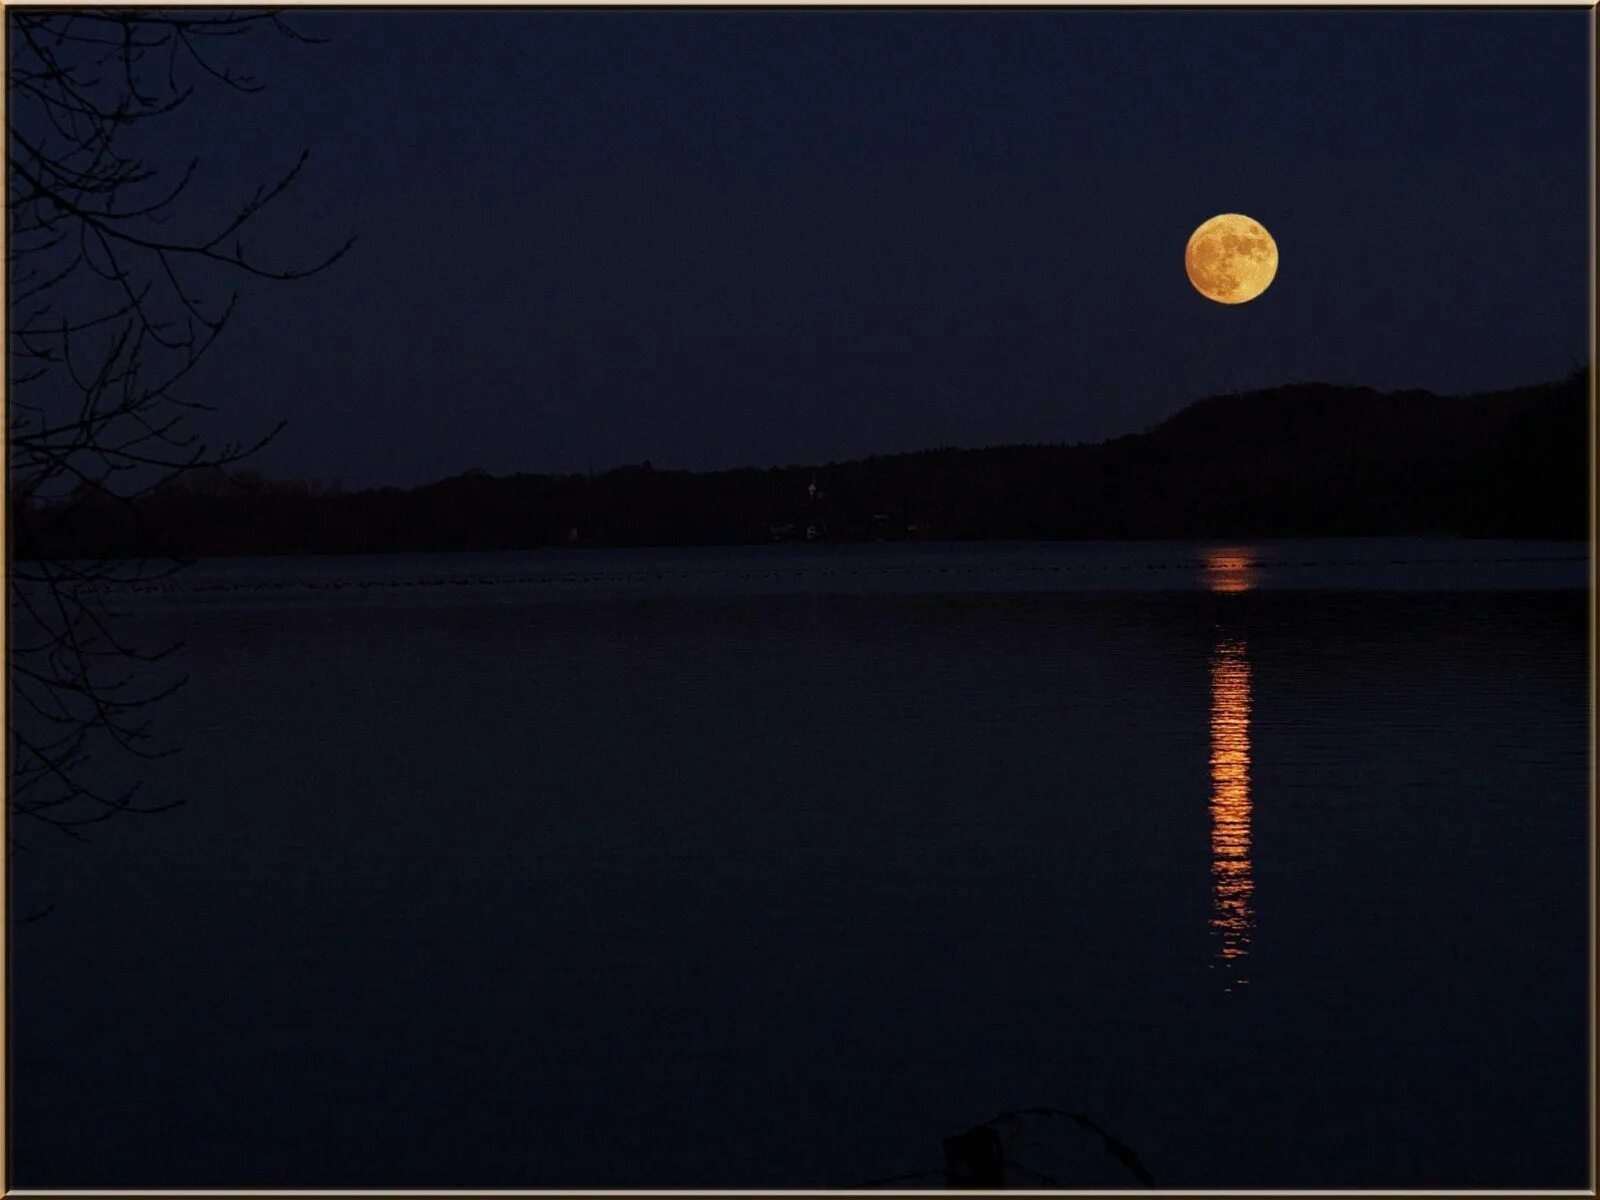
[160,7,1589,487]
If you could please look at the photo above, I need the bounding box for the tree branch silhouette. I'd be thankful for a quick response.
[8,7,352,851]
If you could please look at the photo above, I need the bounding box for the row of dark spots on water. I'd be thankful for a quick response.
[94,553,1582,595]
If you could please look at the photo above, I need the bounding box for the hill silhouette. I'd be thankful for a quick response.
[15,372,1589,562]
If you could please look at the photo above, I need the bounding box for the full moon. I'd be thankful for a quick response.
[1185,214,1278,305]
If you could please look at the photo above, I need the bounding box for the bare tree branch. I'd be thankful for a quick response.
[8,7,351,855]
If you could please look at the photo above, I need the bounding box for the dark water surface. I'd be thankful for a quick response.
[11,540,1590,1188]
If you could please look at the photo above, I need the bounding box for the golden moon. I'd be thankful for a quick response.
[1185,213,1278,305]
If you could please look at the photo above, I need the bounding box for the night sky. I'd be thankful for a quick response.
[151,7,1589,488]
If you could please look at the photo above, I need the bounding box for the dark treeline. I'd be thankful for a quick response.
[14,373,1589,561]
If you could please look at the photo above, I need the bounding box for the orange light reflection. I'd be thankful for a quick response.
[1209,637,1254,989]
[1203,547,1257,594]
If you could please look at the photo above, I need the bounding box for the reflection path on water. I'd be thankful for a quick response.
[1209,637,1254,989]
[1202,546,1255,990]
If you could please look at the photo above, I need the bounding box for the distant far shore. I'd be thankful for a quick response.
[12,373,1588,563]
[33,532,1586,570]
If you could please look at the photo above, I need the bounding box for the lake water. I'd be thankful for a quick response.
[10,539,1590,1189]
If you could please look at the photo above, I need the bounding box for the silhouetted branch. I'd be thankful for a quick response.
[8,7,349,853]
[983,1106,1156,1186]
[859,1103,1155,1190]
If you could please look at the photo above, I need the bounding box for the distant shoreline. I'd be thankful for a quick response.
[14,374,1588,563]
[20,534,1590,573]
